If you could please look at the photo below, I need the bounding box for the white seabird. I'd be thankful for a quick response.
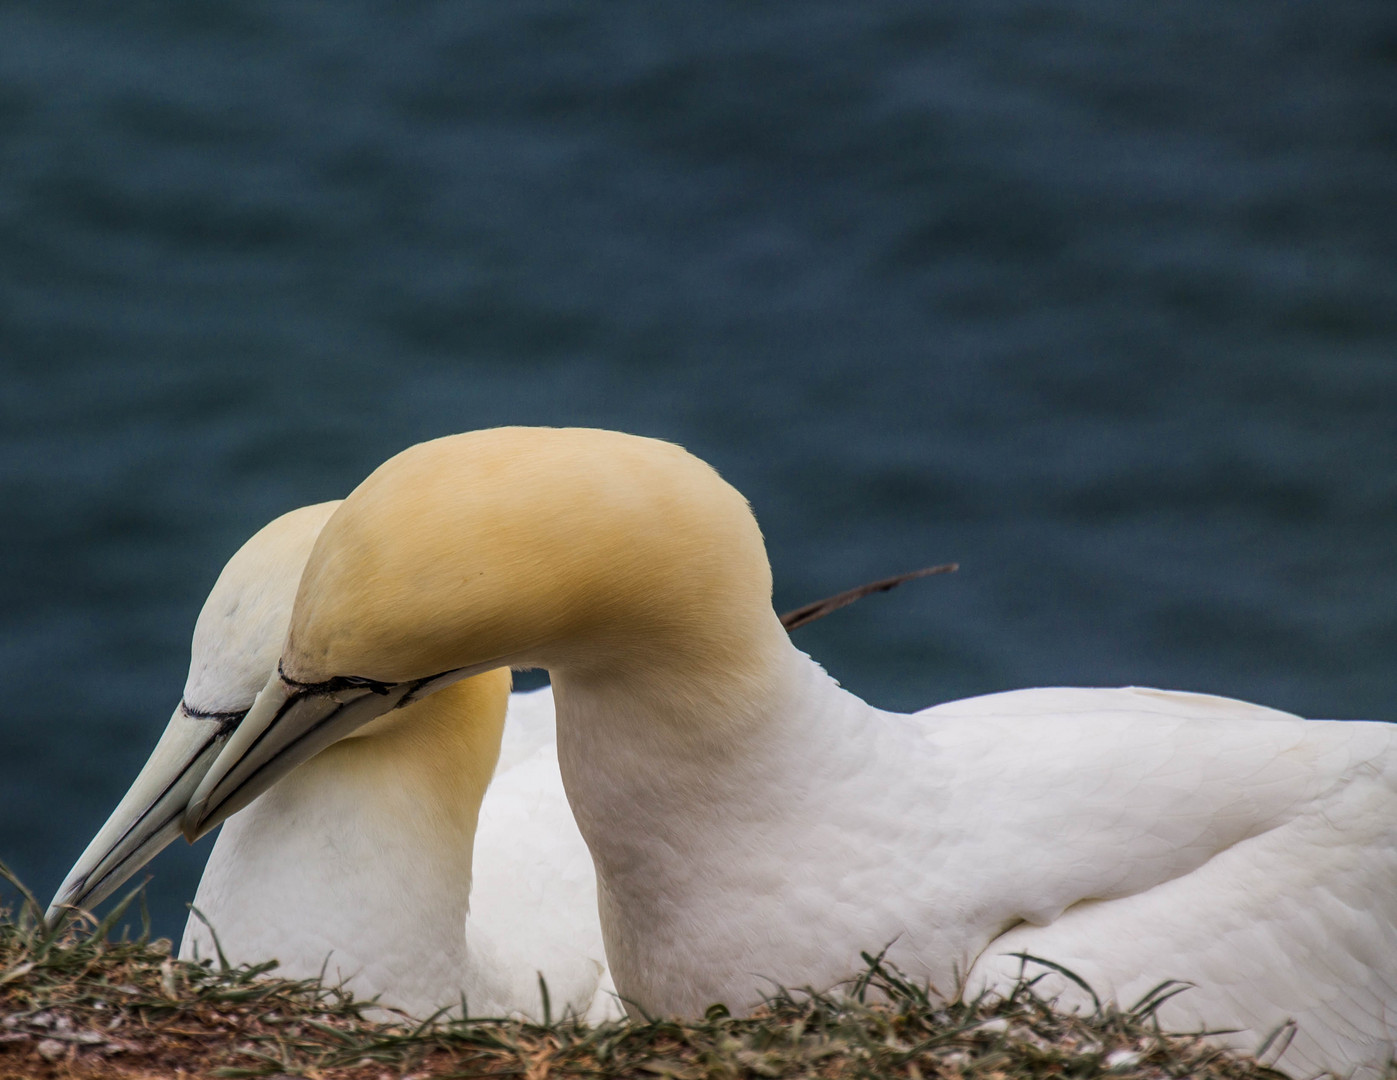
[184,427,1397,1079]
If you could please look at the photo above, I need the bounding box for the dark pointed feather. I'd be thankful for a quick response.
[779,563,958,632]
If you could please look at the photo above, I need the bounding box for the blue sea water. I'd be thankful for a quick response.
[1,1,1395,941]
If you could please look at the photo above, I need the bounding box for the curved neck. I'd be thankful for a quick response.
[340,671,507,846]
[184,673,507,1017]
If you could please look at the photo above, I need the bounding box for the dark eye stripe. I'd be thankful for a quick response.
[181,701,250,737]
[69,723,229,901]
[278,663,394,697]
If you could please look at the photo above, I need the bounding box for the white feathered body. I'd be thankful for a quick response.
[173,429,1397,1080]
[559,648,1397,1077]
[463,687,619,1023]
[181,726,473,1015]
[183,687,616,1022]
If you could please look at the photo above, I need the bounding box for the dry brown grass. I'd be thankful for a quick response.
[1,865,1304,1080]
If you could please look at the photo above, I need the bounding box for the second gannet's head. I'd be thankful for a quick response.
[48,498,512,921]
[46,502,342,921]
[184,426,786,840]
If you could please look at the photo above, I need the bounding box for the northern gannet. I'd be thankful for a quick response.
[49,502,617,1022]
[181,428,1397,1078]
[49,493,928,1022]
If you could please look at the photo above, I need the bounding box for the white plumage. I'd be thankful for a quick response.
[182,428,1397,1079]
[461,688,618,1024]
[181,684,617,1023]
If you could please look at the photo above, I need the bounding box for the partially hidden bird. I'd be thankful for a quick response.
[180,427,1396,1079]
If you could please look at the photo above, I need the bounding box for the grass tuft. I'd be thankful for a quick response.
[0,869,1324,1080]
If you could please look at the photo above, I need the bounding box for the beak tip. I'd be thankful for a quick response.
[43,885,80,930]
[44,879,75,922]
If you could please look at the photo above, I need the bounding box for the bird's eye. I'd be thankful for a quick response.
[276,664,395,697]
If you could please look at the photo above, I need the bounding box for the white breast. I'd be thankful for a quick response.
[182,686,616,1023]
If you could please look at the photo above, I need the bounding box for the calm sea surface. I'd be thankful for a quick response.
[2,1,1395,940]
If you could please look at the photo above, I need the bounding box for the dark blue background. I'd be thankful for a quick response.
[3,1,1395,941]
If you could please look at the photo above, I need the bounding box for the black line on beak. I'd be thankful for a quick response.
[64,718,226,904]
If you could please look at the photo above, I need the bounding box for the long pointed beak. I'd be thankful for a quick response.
[47,705,234,925]
[182,671,414,842]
